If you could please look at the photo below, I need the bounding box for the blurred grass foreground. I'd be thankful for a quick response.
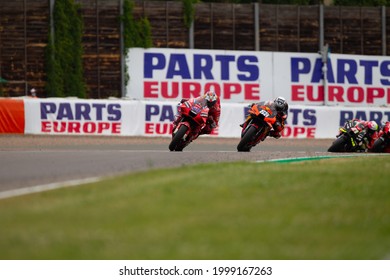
[0,156,389,260]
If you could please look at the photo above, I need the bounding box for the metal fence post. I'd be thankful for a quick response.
[319,4,324,52]
[382,6,387,56]
[254,3,259,51]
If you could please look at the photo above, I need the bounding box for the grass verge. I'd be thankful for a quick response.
[0,156,389,260]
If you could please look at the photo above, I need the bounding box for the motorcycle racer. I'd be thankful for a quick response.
[338,119,380,151]
[242,96,288,139]
[369,121,390,153]
[172,90,221,137]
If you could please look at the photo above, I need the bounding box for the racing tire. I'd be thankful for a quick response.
[169,125,188,151]
[237,125,257,152]
[328,136,349,152]
[370,138,385,153]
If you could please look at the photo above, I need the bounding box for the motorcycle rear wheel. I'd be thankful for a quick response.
[169,125,188,151]
[237,126,257,152]
[371,138,385,153]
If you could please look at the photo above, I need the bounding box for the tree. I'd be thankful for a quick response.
[45,0,86,98]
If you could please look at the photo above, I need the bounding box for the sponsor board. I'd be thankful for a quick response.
[127,48,390,107]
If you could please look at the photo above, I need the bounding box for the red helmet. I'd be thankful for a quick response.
[204,91,218,107]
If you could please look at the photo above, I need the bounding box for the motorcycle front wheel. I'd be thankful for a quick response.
[328,135,350,152]
[237,125,257,152]
[169,125,189,151]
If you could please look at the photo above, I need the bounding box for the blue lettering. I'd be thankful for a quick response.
[360,60,378,85]
[75,103,91,120]
[290,108,301,125]
[107,104,122,121]
[369,111,382,124]
[303,109,316,125]
[57,103,73,120]
[166,54,191,79]
[160,105,175,122]
[237,56,259,81]
[194,54,213,80]
[338,59,358,84]
[92,104,105,121]
[355,111,368,121]
[340,110,354,125]
[216,55,235,80]
[144,53,165,78]
[145,104,159,121]
[380,61,390,86]
[311,58,323,83]
[291,57,310,82]
[40,102,56,119]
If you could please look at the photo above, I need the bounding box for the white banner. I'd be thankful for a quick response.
[126,48,390,107]
[23,98,390,139]
[126,48,273,103]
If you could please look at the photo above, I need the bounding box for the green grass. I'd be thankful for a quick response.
[0,156,389,260]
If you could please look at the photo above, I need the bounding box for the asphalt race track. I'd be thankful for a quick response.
[0,135,334,195]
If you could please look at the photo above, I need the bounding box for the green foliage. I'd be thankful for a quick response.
[122,0,153,53]
[334,0,389,5]
[45,0,86,98]
[183,0,195,29]
[121,0,153,86]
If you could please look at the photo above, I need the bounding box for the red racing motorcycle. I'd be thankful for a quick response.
[370,121,390,153]
[169,99,209,151]
[237,103,277,152]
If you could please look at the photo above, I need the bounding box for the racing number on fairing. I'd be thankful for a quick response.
[259,109,270,118]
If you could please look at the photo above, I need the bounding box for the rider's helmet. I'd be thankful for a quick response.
[367,121,379,133]
[274,96,288,116]
[204,90,218,108]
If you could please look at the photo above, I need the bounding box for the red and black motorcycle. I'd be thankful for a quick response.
[237,103,277,152]
[169,99,209,151]
[370,121,390,153]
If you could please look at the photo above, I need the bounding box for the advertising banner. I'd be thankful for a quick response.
[0,98,25,133]
[19,98,390,139]
[279,53,390,106]
[126,48,274,103]
[127,48,390,107]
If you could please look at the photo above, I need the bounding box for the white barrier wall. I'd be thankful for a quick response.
[126,48,390,107]
[23,98,390,139]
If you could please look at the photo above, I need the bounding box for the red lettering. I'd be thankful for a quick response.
[307,85,324,102]
[182,82,201,99]
[68,122,80,133]
[98,122,110,133]
[244,84,260,100]
[347,87,364,103]
[41,121,51,132]
[144,81,159,98]
[145,122,173,135]
[112,123,121,134]
[84,122,96,133]
[40,121,121,134]
[53,121,66,133]
[293,127,305,137]
[367,88,384,103]
[161,81,179,99]
[145,123,153,134]
[282,126,316,138]
[307,127,315,138]
[328,86,344,102]
[223,83,241,99]
[291,85,305,101]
